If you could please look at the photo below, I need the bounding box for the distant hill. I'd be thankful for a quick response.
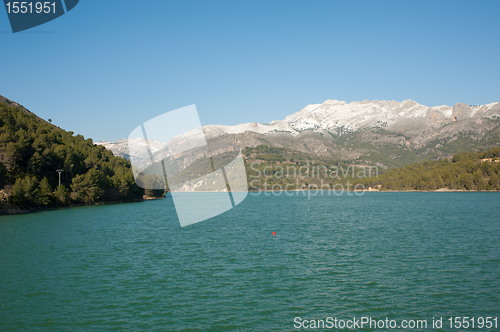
[98,99,500,169]
[0,94,145,213]
[351,147,500,191]
[238,145,500,192]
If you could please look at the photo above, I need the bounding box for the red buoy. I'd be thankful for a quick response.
[272,231,276,236]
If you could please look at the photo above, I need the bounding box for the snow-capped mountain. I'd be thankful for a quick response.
[183,99,499,140]
[96,138,168,161]
[96,99,500,166]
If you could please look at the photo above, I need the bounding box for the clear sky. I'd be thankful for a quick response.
[1,0,499,142]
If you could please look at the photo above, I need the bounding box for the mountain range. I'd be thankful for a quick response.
[99,99,500,168]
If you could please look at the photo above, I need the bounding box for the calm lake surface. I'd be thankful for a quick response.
[1,192,499,331]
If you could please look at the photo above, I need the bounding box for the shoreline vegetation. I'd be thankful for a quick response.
[249,188,496,193]
[0,198,145,215]
[0,98,164,216]
[1,196,166,216]
[244,146,500,193]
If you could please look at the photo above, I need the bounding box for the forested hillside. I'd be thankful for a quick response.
[242,145,500,192]
[0,98,144,212]
[352,148,500,191]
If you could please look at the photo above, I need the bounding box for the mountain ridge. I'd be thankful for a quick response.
[97,99,500,168]
[197,99,499,138]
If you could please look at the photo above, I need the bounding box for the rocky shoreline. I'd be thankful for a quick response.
[0,197,160,216]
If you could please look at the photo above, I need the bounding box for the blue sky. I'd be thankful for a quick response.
[1,0,499,142]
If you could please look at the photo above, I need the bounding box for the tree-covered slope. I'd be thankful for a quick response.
[241,145,500,192]
[0,97,144,211]
[352,147,500,191]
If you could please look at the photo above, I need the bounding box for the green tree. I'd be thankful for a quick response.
[488,173,499,190]
[37,177,52,206]
[9,175,39,206]
[55,185,70,205]
[435,175,445,189]
[458,173,474,190]
[71,169,104,204]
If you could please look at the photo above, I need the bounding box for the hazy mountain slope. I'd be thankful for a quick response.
[97,99,500,168]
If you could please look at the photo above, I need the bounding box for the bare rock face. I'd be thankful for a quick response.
[451,103,472,121]
[484,102,500,118]
[426,109,451,125]
[97,99,500,166]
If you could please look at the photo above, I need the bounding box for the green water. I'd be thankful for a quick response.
[1,192,499,331]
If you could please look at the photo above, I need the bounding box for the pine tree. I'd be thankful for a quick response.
[38,177,52,206]
[55,185,70,205]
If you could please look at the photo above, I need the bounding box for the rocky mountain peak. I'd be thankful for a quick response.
[452,102,472,121]
[97,98,500,167]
